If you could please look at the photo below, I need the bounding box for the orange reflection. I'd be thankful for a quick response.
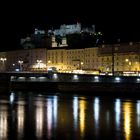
[0,106,8,139]
[123,102,132,140]
[79,98,86,138]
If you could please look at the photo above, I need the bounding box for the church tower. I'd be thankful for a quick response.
[59,36,68,47]
[51,36,57,47]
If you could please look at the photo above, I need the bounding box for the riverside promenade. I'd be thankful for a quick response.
[0,72,140,95]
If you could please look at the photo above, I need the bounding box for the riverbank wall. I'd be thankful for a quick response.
[0,72,140,96]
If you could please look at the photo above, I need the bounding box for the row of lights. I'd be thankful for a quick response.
[0,58,46,70]
[1,57,140,74]
[12,74,140,83]
[73,75,140,83]
[0,57,7,62]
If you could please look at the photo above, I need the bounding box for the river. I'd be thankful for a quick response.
[0,91,140,140]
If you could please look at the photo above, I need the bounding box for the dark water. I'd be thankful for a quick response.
[0,92,140,140]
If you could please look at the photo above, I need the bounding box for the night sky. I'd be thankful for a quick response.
[1,1,140,51]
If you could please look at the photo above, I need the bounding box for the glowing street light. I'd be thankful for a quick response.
[18,60,23,71]
[0,57,7,66]
[37,60,42,69]
[32,60,46,71]
[80,62,84,70]
[47,60,51,65]
[125,59,129,62]
[47,60,52,68]
[37,60,42,63]
[0,57,7,71]
[0,57,7,62]
[125,58,131,71]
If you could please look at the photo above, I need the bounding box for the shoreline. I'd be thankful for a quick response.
[0,72,140,96]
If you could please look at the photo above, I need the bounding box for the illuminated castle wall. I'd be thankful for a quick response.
[48,23,95,36]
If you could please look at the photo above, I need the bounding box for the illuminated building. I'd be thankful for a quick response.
[4,48,47,71]
[48,23,82,36]
[1,38,140,75]
[20,23,96,49]
[98,42,140,75]
[51,36,68,48]
[46,41,140,74]
[48,23,95,36]
[0,52,7,71]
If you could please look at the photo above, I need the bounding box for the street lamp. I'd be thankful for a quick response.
[128,61,132,71]
[12,63,15,71]
[47,60,51,64]
[125,59,129,62]
[125,58,131,71]
[47,60,51,67]
[80,62,84,70]
[18,60,23,71]
[0,57,7,62]
[0,57,7,71]
[37,60,42,69]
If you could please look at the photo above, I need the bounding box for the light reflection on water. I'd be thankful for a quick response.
[0,105,8,140]
[93,97,100,136]
[0,92,140,139]
[79,98,86,138]
[17,101,25,139]
[35,99,44,138]
[115,99,121,131]
[47,98,53,139]
[73,96,78,130]
[46,96,58,139]
[137,100,140,128]
[122,102,132,140]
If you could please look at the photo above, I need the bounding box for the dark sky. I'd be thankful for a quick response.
[1,1,140,51]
